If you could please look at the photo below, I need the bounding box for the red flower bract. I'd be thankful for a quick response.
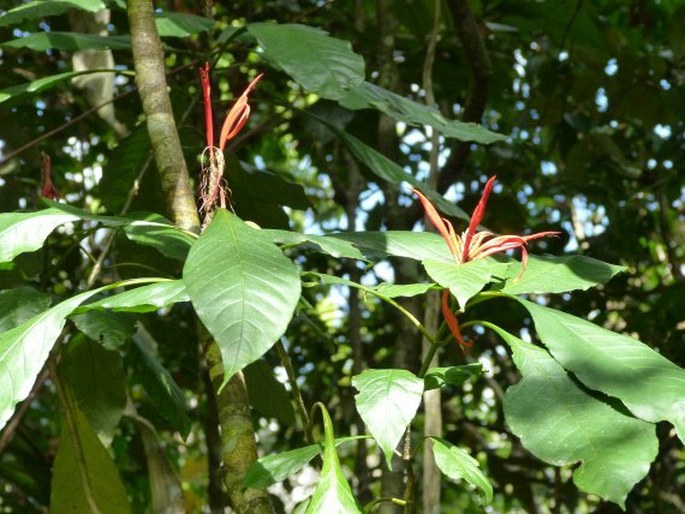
[414,176,559,349]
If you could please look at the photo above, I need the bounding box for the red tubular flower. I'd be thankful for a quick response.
[414,176,559,349]
[41,152,59,200]
[199,63,214,149]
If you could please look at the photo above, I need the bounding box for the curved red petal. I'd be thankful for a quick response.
[462,175,497,262]
[413,188,459,258]
[441,289,470,350]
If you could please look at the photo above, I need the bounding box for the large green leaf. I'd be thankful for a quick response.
[371,282,435,299]
[2,32,132,51]
[429,437,493,504]
[499,255,626,295]
[0,286,51,332]
[0,0,105,26]
[423,258,510,309]
[0,70,115,105]
[518,299,685,443]
[488,323,656,508]
[0,208,80,263]
[60,337,126,444]
[331,231,452,261]
[0,287,103,431]
[243,436,363,489]
[352,369,424,468]
[50,404,131,514]
[305,405,361,514]
[70,311,136,349]
[340,81,505,144]
[323,124,469,222]
[248,23,365,100]
[183,209,301,383]
[77,280,189,314]
[122,214,197,261]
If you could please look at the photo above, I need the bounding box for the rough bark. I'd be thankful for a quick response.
[127,2,271,512]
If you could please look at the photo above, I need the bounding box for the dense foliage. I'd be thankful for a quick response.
[0,1,683,513]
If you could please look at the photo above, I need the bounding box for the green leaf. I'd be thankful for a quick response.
[244,360,296,426]
[2,32,132,51]
[499,255,627,295]
[243,436,364,489]
[248,23,365,100]
[423,258,510,309]
[130,331,191,438]
[487,323,657,508]
[330,231,452,261]
[0,70,114,105]
[424,364,483,392]
[305,405,361,514]
[50,405,131,514]
[122,214,197,261]
[155,12,214,37]
[322,125,469,222]
[517,299,685,443]
[183,209,301,383]
[0,0,105,27]
[0,287,103,431]
[77,280,189,313]
[340,81,505,144]
[60,337,126,444]
[0,286,52,332]
[371,282,435,299]
[70,310,136,349]
[0,208,80,263]
[263,229,365,260]
[429,436,493,504]
[352,369,424,469]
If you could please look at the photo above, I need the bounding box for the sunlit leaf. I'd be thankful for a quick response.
[330,231,452,261]
[0,286,51,332]
[352,369,424,469]
[488,323,656,508]
[430,436,493,504]
[2,32,132,51]
[0,0,105,27]
[424,364,483,391]
[518,299,685,443]
[155,12,214,37]
[77,280,189,314]
[183,209,301,383]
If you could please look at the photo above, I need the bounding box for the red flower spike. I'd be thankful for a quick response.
[41,152,59,200]
[441,289,471,350]
[462,175,497,263]
[413,188,459,259]
[218,73,264,151]
[200,63,214,148]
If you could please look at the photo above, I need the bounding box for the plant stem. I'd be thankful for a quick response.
[274,340,311,440]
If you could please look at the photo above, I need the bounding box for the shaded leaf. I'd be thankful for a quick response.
[50,404,131,514]
[244,360,296,426]
[123,214,196,261]
[423,258,510,309]
[60,337,126,444]
[518,299,685,443]
[424,364,483,392]
[155,12,214,37]
[488,323,656,508]
[0,286,51,332]
[248,23,365,100]
[352,369,424,468]
[183,210,301,383]
[2,32,132,51]
[340,81,505,144]
[371,282,435,298]
[430,437,493,504]
[0,70,114,105]
[130,331,191,438]
[500,255,626,295]
[264,229,365,260]
[70,310,136,350]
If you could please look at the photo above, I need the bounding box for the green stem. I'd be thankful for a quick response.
[274,340,311,440]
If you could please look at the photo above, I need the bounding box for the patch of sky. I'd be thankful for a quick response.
[530,109,539,120]
[558,50,569,62]
[39,21,50,32]
[515,100,525,111]
[660,79,671,90]
[664,160,673,169]
[654,124,671,139]
[604,58,618,76]
[595,87,608,112]
[12,29,29,38]
[253,155,266,170]
[541,160,557,176]
[647,158,657,169]
[444,181,465,203]
[514,49,527,76]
